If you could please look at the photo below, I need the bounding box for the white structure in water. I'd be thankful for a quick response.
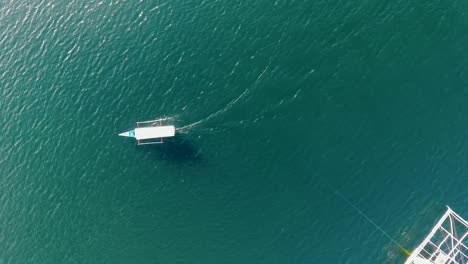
[405,207,468,264]
[119,119,175,145]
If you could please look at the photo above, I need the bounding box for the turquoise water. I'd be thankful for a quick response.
[1,0,468,263]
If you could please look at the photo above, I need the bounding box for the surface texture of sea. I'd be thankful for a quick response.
[1,0,468,263]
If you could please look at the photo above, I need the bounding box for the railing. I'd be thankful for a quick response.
[405,207,468,264]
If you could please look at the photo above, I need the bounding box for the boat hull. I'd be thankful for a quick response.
[118,131,134,137]
[119,119,175,145]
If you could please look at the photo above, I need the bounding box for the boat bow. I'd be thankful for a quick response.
[118,130,135,137]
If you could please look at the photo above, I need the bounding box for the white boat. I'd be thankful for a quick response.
[119,119,175,145]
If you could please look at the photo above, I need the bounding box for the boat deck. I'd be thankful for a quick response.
[134,126,175,140]
[405,207,468,264]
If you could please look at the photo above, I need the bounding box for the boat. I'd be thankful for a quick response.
[119,118,175,145]
[404,207,468,264]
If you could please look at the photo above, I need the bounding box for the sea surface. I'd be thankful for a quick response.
[1,0,468,263]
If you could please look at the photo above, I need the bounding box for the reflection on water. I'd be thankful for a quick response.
[137,134,202,163]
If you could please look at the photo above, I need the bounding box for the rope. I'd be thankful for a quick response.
[329,184,411,255]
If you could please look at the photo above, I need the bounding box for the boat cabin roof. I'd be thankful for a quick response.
[134,126,175,140]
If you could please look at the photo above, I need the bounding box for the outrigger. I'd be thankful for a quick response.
[119,118,175,145]
[405,207,468,264]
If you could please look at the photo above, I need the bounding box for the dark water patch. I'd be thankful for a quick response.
[137,134,202,164]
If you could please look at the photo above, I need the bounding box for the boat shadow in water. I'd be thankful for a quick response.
[138,134,202,163]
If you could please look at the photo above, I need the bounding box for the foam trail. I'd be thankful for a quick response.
[177,64,270,131]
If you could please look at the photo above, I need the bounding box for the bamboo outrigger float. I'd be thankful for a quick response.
[405,207,468,264]
[119,118,175,145]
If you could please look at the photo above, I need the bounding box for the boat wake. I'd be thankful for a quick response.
[177,64,270,132]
